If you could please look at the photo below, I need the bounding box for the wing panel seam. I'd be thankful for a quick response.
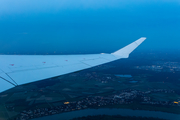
[0,76,17,86]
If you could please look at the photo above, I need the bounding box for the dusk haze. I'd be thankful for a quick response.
[0,1,180,120]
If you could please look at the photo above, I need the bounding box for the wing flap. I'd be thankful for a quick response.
[8,63,90,85]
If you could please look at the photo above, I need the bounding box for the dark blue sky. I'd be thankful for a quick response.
[0,0,180,54]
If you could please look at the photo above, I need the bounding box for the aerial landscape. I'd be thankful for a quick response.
[0,51,180,120]
[0,0,180,120]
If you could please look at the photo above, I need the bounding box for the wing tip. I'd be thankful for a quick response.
[111,37,146,58]
[135,37,146,45]
[140,37,147,39]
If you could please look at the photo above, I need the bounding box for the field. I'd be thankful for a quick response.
[0,62,180,119]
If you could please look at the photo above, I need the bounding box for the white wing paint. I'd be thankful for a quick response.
[0,37,146,93]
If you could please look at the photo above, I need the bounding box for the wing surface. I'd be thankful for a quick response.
[0,37,146,93]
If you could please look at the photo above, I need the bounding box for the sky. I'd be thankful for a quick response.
[0,0,180,54]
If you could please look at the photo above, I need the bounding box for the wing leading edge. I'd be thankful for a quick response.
[0,37,146,93]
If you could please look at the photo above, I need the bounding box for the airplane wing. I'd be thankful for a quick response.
[0,37,146,93]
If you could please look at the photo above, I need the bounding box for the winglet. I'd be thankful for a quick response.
[111,37,146,58]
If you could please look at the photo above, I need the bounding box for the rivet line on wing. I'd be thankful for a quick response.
[134,41,139,46]
[80,61,92,67]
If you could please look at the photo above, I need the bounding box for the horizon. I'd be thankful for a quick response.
[0,0,180,54]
